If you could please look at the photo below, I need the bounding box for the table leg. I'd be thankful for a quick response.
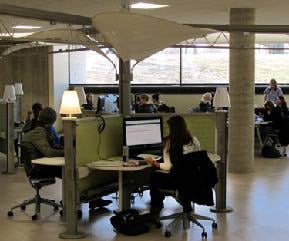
[61,166,66,221]
[256,125,263,150]
[118,170,123,211]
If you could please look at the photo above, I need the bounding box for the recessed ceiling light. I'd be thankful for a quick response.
[130,2,169,9]
[12,25,42,29]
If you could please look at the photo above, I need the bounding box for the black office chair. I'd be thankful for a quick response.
[7,145,61,220]
[157,150,218,239]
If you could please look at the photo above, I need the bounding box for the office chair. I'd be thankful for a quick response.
[157,150,218,239]
[7,145,61,220]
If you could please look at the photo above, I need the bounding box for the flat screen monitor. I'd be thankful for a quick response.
[123,116,163,157]
[96,96,106,113]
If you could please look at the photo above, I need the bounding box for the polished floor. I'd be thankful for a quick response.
[1,152,289,241]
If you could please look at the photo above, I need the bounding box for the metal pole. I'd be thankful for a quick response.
[2,102,16,175]
[59,119,86,239]
[119,58,131,115]
[211,111,233,213]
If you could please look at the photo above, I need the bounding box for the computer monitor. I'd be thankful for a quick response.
[123,116,163,157]
[96,96,106,113]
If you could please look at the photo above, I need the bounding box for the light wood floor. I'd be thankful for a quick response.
[1,153,289,241]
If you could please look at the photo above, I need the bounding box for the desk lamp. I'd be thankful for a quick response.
[59,90,82,119]
[213,87,231,110]
[3,85,16,102]
[14,83,24,123]
[59,90,86,239]
[211,86,233,213]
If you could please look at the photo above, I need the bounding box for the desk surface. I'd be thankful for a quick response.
[32,157,65,166]
[87,161,150,171]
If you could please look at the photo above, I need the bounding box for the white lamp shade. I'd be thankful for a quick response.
[3,85,16,101]
[213,87,231,108]
[59,90,82,115]
[74,86,86,106]
[15,83,24,95]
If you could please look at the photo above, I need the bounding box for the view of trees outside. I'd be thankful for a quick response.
[69,44,289,85]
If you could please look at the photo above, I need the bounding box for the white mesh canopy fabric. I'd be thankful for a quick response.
[92,12,215,61]
[21,29,116,69]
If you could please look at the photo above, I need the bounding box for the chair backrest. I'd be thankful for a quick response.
[172,150,218,206]
[19,144,33,178]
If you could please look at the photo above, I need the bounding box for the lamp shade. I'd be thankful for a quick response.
[213,87,231,108]
[15,83,24,95]
[3,85,16,102]
[59,90,82,116]
[74,86,86,106]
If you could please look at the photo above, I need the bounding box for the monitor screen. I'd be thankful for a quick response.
[123,116,163,156]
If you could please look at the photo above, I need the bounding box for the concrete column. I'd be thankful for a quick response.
[119,59,131,115]
[228,8,255,173]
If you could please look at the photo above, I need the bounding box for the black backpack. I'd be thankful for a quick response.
[262,134,281,158]
[110,209,150,236]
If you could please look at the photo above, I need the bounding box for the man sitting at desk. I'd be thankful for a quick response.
[22,107,63,178]
[22,107,112,208]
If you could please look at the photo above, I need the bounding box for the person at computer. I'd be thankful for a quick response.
[22,102,43,133]
[135,94,156,113]
[199,92,213,112]
[264,78,283,104]
[142,115,201,220]
[22,107,63,178]
[82,93,94,110]
[152,93,161,109]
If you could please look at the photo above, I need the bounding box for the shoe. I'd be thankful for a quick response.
[89,198,112,209]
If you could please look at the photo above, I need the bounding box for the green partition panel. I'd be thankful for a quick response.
[76,118,100,167]
[162,113,216,153]
[99,115,123,159]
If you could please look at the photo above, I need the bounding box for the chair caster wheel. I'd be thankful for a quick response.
[20,205,26,210]
[212,222,217,229]
[54,206,59,211]
[201,231,207,239]
[77,210,82,219]
[156,222,162,229]
[165,230,171,238]
[7,211,13,217]
[32,214,38,220]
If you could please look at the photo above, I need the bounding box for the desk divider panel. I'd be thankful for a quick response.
[162,113,216,153]
[75,113,216,195]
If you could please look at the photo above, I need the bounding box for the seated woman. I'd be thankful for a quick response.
[199,92,213,112]
[143,115,201,220]
[22,107,63,179]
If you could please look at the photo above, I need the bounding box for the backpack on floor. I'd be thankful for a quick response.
[261,134,281,158]
[110,209,150,236]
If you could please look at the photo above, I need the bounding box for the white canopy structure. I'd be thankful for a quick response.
[92,12,215,61]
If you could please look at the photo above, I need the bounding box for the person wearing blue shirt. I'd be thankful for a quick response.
[264,78,283,103]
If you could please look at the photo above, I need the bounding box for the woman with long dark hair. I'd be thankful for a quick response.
[143,115,201,220]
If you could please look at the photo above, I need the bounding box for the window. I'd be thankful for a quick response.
[132,48,180,84]
[69,44,289,86]
[182,47,229,84]
[69,49,118,84]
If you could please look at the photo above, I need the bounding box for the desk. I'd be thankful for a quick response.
[87,159,150,211]
[32,157,65,218]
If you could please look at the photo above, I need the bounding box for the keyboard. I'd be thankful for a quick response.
[137,153,162,160]
[89,161,122,167]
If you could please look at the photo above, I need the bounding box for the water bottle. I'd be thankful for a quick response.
[123,145,129,162]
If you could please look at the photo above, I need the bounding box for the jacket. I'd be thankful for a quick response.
[22,126,64,160]
[172,150,218,206]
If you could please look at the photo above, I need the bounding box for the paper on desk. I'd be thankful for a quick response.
[137,154,161,160]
